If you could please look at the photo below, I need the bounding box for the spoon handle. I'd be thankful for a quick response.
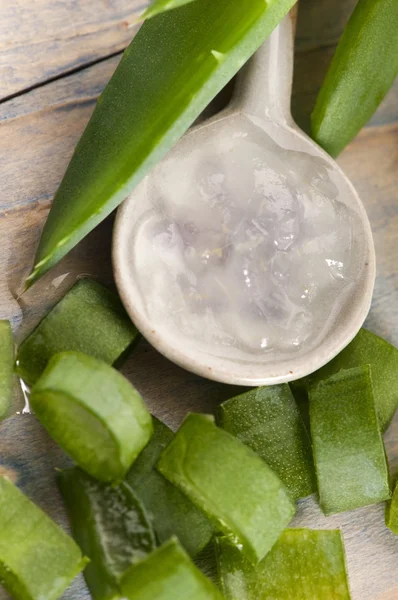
[233,12,295,124]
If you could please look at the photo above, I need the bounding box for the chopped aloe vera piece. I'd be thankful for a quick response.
[216,529,351,599]
[291,328,398,432]
[0,320,14,419]
[58,468,156,600]
[120,537,223,600]
[158,413,295,564]
[309,365,390,515]
[217,385,315,500]
[0,475,88,600]
[16,278,138,386]
[386,479,398,535]
[126,417,214,557]
[31,351,152,482]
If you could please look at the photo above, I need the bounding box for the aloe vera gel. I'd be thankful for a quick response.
[128,115,363,365]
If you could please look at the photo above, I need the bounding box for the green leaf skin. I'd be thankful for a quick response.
[120,537,223,600]
[0,321,14,419]
[126,417,214,557]
[27,0,298,286]
[142,0,197,20]
[216,385,316,501]
[311,0,398,157]
[0,475,88,600]
[291,328,398,433]
[16,279,138,387]
[57,468,156,600]
[157,413,295,564]
[30,352,152,482]
[309,365,390,515]
[216,529,351,600]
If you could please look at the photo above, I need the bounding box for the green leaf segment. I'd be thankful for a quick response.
[120,537,223,600]
[309,365,390,515]
[27,0,297,285]
[16,279,138,386]
[58,468,156,600]
[0,475,88,600]
[158,413,295,564]
[311,0,398,156]
[216,529,351,599]
[126,417,214,557]
[217,384,316,501]
[291,328,398,433]
[30,351,152,482]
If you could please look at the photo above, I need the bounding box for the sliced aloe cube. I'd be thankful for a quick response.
[216,529,351,599]
[120,537,223,600]
[216,385,315,500]
[58,468,156,600]
[291,328,398,432]
[0,475,88,600]
[0,320,14,419]
[126,417,214,557]
[309,365,390,515]
[31,351,152,482]
[158,413,295,564]
[16,278,138,386]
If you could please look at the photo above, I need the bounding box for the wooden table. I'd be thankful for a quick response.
[0,1,397,598]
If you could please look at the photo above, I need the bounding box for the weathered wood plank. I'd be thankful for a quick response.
[0,0,144,101]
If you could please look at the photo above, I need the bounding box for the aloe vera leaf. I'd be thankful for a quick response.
[58,468,156,600]
[309,365,390,515]
[0,475,88,600]
[216,384,316,500]
[0,320,14,419]
[126,417,214,557]
[311,0,398,157]
[30,351,152,482]
[157,413,295,564]
[120,537,223,600]
[290,328,398,433]
[27,0,298,286]
[216,529,351,600]
[16,279,138,387]
[142,0,197,20]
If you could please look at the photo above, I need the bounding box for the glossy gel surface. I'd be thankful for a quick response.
[127,115,363,367]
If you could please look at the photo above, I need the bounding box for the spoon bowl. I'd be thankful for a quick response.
[113,14,375,386]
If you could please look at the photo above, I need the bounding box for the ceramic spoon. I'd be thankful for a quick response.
[113,14,375,386]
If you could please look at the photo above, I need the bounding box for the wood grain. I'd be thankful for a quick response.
[0,1,397,599]
[0,0,145,101]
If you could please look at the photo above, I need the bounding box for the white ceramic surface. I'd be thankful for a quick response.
[113,14,375,386]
